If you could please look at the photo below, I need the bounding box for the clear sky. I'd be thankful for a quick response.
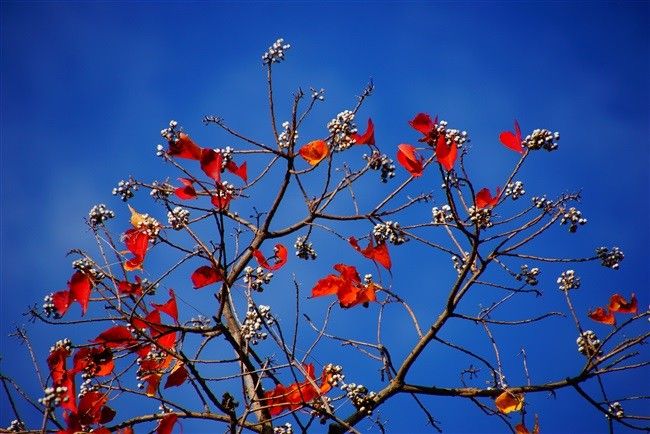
[1,2,648,434]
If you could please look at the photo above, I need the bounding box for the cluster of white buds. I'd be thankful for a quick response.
[435,119,470,149]
[214,146,234,169]
[451,252,478,275]
[215,181,236,201]
[596,247,624,270]
[38,385,69,407]
[309,395,333,422]
[532,195,554,211]
[158,120,181,156]
[112,179,138,201]
[364,151,396,183]
[150,181,173,200]
[577,330,602,357]
[262,38,291,64]
[273,423,294,434]
[341,383,376,416]
[557,270,580,291]
[324,363,345,388]
[441,171,461,189]
[327,110,357,151]
[432,204,454,225]
[294,236,317,260]
[188,315,212,331]
[516,264,541,286]
[242,304,274,344]
[136,350,166,387]
[523,128,560,151]
[468,206,493,229]
[373,221,407,245]
[6,420,25,432]
[363,274,373,285]
[607,402,624,419]
[504,181,525,200]
[79,377,97,395]
[278,121,298,149]
[243,266,273,292]
[88,204,115,226]
[132,212,161,238]
[167,207,190,230]
[72,257,105,281]
[561,207,587,233]
[311,87,325,101]
[50,338,72,354]
[43,293,61,318]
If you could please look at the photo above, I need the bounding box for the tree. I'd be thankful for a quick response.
[2,38,647,434]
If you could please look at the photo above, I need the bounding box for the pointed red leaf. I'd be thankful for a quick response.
[123,229,150,271]
[131,309,161,332]
[409,113,435,135]
[52,290,72,317]
[200,148,223,182]
[191,265,223,289]
[348,236,391,270]
[72,346,114,377]
[118,276,143,296]
[311,275,344,298]
[168,132,203,160]
[499,120,524,153]
[225,160,248,184]
[47,345,70,385]
[151,289,178,323]
[475,187,500,209]
[92,326,136,349]
[436,135,457,171]
[164,363,189,389]
[588,307,616,325]
[253,244,288,271]
[396,144,424,177]
[353,118,375,145]
[69,271,92,316]
[174,178,197,200]
[609,293,638,314]
[156,413,178,434]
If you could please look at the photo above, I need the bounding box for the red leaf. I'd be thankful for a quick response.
[191,265,223,289]
[76,391,109,426]
[225,160,248,184]
[92,326,135,349]
[609,293,638,314]
[168,132,203,160]
[164,363,189,389]
[174,178,197,200]
[200,148,223,182]
[475,187,501,209]
[499,119,524,153]
[311,275,344,297]
[436,135,457,171]
[396,144,424,177]
[47,346,70,385]
[311,264,376,308]
[52,290,72,317]
[151,289,178,323]
[131,309,161,333]
[118,276,143,296]
[123,229,149,271]
[156,413,178,434]
[68,271,93,316]
[72,346,114,377]
[409,113,435,135]
[352,118,375,145]
[253,244,288,271]
[588,307,616,325]
[348,236,391,270]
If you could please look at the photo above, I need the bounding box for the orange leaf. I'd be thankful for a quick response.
[588,307,616,325]
[609,293,638,314]
[348,236,391,270]
[396,144,424,177]
[436,135,457,171]
[495,390,524,414]
[299,140,329,166]
[516,415,540,434]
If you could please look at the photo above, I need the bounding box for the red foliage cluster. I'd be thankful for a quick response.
[263,364,333,416]
[588,293,638,325]
[311,264,378,308]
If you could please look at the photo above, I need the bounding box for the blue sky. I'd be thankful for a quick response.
[1,2,648,433]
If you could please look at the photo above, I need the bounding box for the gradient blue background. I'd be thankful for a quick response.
[1,2,648,433]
